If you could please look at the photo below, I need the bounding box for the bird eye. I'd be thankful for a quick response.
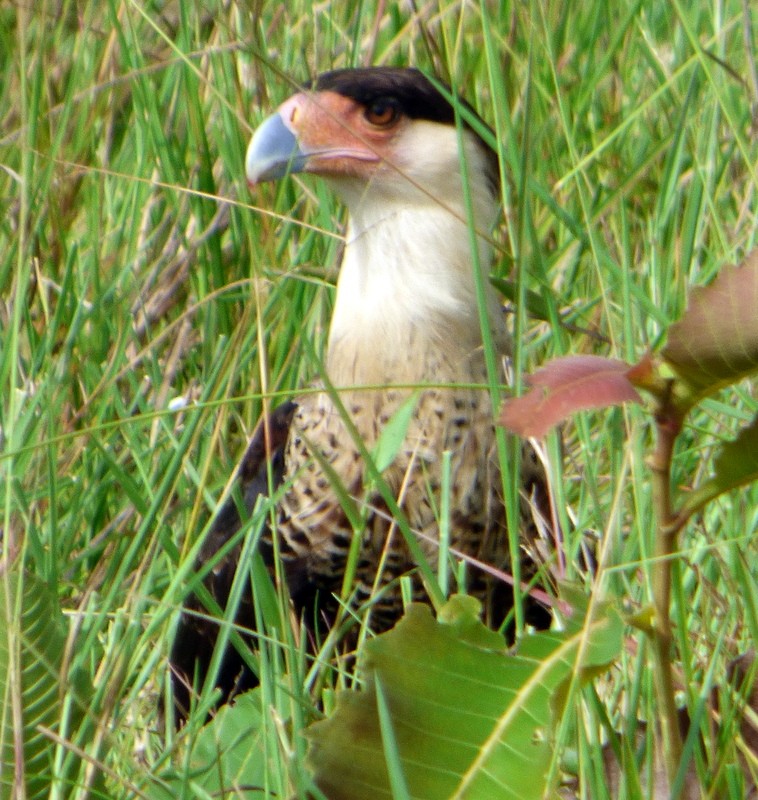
[364,98,400,127]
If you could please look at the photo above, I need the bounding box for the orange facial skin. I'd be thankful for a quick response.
[247,89,412,184]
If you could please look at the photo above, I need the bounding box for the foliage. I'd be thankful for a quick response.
[307,595,623,800]
[0,570,104,799]
[662,251,758,403]
[500,250,758,789]
[500,356,642,438]
[143,691,269,800]
[500,251,758,522]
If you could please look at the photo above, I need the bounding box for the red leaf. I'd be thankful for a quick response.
[662,249,758,401]
[500,355,641,437]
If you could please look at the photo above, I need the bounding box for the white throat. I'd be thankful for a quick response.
[325,190,508,388]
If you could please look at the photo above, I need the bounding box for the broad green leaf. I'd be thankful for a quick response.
[307,595,623,800]
[662,249,758,404]
[143,690,269,800]
[679,415,758,520]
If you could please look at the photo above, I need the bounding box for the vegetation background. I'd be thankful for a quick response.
[2,0,757,797]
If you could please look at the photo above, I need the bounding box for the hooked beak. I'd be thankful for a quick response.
[246,91,385,187]
[245,110,308,184]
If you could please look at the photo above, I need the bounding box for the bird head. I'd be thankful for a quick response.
[245,67,500,210]
[245,68,510,374]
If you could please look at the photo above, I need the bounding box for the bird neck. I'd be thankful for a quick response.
[325,193,509,389]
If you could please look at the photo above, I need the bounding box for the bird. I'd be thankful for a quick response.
[169,67,551,723]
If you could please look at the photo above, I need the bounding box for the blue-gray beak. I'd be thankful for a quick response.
[246,112,308,184]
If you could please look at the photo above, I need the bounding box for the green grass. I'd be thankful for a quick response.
[2,1,757,797]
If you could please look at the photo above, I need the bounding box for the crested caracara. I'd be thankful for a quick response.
[169,67,550,722]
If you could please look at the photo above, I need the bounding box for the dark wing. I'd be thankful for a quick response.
[169,400,297,723]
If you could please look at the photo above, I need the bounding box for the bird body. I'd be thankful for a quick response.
[276,164,509,622]
[255,69,512,624]
[170,67,547,720]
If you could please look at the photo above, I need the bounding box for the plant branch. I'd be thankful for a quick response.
[649,396,684,787]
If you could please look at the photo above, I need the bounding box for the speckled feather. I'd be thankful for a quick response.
[274,359,504,626]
